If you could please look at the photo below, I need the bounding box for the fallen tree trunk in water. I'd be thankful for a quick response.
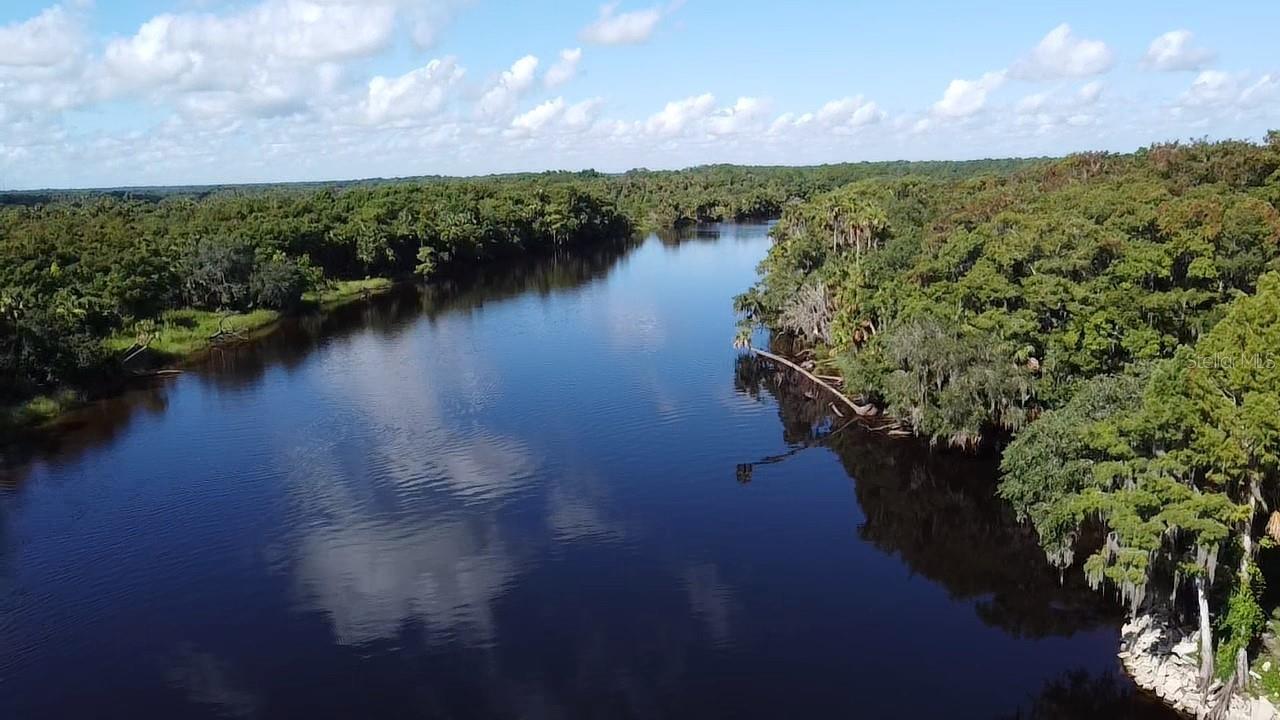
[749,348,859,412]
[749,348,881,419]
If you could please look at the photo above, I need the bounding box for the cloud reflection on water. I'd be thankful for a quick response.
[285,323,534,647]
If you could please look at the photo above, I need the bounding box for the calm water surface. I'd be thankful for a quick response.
[1,224,1174,719]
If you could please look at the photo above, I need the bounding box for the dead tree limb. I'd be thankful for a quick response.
[750,348,866,415]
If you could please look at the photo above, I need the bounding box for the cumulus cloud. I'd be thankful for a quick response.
[362,57,464,125]
[0,6,96,117]
[505,96,602,138]
[765,96,880,136]
[1180,70,1278,111]
[1143,30,1214,72]
[707,97,768,135]
[544,48,582,88]
[102,0,400,90]
[563,97,604,128]
[508,97,564,135]
[1011,81,1104,134]
[477,54,538,117]
[933,71,1006,117]
[1181,70,1238,107]
[815,95,884,129]
[1011,24,1113,80]
[0,5,85,69]
[645,93,714,136]
[89,0,464,123]
[1239,74,1278,108]
[767,111,814,135]
[176,78,309,122]
[580,3,665,45]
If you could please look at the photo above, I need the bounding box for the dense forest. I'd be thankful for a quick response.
[0,159,1030,424]
[735,134,1280,705]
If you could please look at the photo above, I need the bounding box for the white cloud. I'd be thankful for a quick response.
[405,0,466,49]
[103,0,400,88]
[94,0,460,120]
[176,74,308,122]
[1180,70,1279,111]
[563,97,604,129]
[1181,70,1237,107]
[645,93,714,136]
[508,97,564,135]
[1011,24,1113,80]
[580,3,664,45]
[767,111,814,135]
[815,95,884,129]
[767,97,880,136]
[1142,30,1214,72]
[0,5,85,68]
[1016,91,1049,115]
[1239,74,1278,108]
[362,57,464,125]
[544,48,582,88]
[933,71,1006,117]
[1077,81,1103,105]
[505,96,602,139]
[1011,81,1103,131]
[707,96,768,135]
[477,54,538,117]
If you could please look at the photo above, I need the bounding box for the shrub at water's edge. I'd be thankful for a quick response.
[2,279,397,432]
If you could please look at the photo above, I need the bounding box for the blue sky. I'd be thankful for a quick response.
[0,0,1277,189]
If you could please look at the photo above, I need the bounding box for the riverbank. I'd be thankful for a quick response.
[1,277,395,433]
[1122,613,1279,719]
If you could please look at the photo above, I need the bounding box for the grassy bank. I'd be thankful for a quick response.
[4,278,395,433]
[303,277,394,310]
[102,308,283,359]
[2,390,85,430]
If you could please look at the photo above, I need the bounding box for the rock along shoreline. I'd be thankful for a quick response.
[1121,613,1279,719]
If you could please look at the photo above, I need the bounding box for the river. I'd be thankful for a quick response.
[0,223,1176,718]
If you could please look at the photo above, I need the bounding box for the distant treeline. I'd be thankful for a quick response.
[0,159,1031,406]
[0,158,1040,218]
[736,134,1280,695]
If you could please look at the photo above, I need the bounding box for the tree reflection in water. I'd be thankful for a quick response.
[734,355,1185,717]
[735,353,1123,640]
[1001,667,1180,720]
[0,236,639,485]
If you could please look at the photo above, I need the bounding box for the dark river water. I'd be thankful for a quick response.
[1,224,1176,719]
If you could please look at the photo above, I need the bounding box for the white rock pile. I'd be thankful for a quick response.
[1120,613,1278,720]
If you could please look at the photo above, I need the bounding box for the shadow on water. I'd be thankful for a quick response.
[0,235,640,485]
[733,354,1180,719]
[654,220,774,247]
[1000,667,1181,720]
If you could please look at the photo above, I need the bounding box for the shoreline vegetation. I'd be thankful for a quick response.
[736,133,1280,716]
[1,160,1032,433]
[3,277,395,431]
